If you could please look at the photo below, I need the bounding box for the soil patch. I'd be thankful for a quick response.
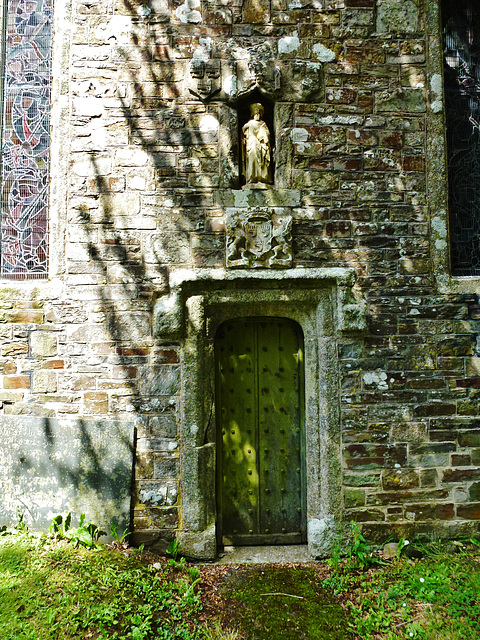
[200,562,352,639]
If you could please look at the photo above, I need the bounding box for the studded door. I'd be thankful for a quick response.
[216,318,306,545]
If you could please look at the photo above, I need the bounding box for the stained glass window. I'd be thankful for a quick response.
[0,0,54,279]
[442,0,480,276]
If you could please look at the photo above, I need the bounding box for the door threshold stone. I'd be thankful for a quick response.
[212,544,311,564]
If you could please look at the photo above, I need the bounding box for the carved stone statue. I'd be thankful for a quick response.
[242,103,272,187]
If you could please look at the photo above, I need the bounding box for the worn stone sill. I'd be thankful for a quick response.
[0,277,64,298]
[436,275,480,294]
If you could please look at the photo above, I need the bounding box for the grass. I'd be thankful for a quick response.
[323,538,480,639]
[0,524,479,640]
[0,528,206,640]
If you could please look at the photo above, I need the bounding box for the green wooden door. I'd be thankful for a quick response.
[216,318,306,545]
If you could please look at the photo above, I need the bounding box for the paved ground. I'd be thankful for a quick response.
[214,544,312,564]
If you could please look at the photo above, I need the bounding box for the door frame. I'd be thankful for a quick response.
[168,268,356,559]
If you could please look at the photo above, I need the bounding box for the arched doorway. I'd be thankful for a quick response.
[215,317,306,545]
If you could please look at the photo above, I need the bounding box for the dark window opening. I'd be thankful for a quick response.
[443,0,480,276]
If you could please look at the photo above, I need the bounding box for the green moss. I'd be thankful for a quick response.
[219,566,347,639]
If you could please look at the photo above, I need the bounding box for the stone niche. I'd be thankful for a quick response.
[186,43,326,190]
[153,268,366,559]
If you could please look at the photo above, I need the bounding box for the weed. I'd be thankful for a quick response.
[1,527,479,640]
[109,520,130,545]
[166,538,189,570]
[203,620,242,640]
[14,509,28,533]
[323,532,480,640]
[167,538,180,561]
[48,512,106,548]
[0,531,205,639]
[349,521,382,568]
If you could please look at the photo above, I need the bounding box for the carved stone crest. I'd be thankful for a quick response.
[226,208,292,268]
[188,59,222,102]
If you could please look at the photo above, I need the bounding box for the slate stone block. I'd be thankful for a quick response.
[457,503,480,520]
[0,416,134,533]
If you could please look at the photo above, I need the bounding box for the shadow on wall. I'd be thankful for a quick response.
[12,0,439,544]
[0,416,134,534]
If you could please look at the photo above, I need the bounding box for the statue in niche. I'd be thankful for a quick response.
[241,103,272,188]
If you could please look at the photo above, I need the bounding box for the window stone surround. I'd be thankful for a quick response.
[426,0,480,292]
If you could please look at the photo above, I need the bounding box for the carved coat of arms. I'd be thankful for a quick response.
[226,209,292,268]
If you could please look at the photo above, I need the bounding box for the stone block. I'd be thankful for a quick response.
[345,508,385,522]
[344,488,365,507]
[2,342,28,357]
[136,452,154,480]
[405,503,455,521]
[154,458,178,479]
[467,358,480,377]
[42,360,65,370]
[138,480,178,507]
[0,416,134,532]
[457,400,479,416]
[376,88,425,113]
[420,469,438,487]
[413,403,456,418]
[343,472,381,487]
[139,365,180,396]
[367,489,449,506]
[451,453,471,466]
[0,391,25,402]
[442,468,480,483]
[6,310,44,324]
[153,292,183,338]
[458,431,480,447]
[438,337,474,357]
[409,453,450,468]
[376,0,419,34]
[344,443,407,469]
[3,376,30,390]
[177,524,217,560]
[33,371,57,394]
[149,415,177,438]
[469,483,480,501]
[84,391,108,414]
[149,507,178,529]
[307,516,337,558]
[382,469,419,490]
[0,361,15,374]
[453,487,469,503]
[456,503,480,520]
[31,332,57,358]
[137,438,178,453]
[343,8,375,27]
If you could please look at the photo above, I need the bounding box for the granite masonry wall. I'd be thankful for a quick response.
[0,0,479,557]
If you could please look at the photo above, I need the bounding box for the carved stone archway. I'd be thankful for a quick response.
[153,267,366,559]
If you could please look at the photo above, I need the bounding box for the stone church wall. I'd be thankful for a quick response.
[0,0,479,557]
